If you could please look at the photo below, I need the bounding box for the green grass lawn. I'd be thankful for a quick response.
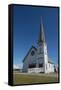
[13,72,58,85]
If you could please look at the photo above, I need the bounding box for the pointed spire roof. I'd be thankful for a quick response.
[38,17,45,43]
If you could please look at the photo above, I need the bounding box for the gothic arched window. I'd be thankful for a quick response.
[31,51,35,56]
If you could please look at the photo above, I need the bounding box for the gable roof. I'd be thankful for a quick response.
[23,45,37,62]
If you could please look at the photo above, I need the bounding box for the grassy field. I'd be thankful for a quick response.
[13,72,58,85]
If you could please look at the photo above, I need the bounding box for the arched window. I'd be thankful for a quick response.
[31,51,35,56]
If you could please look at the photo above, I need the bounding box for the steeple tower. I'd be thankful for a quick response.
[37,18,48,73]
[38,18,45,44]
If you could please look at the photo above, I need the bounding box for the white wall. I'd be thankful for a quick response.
[47,63,54,73]
[44,43,48,73]
[28,68,44,73]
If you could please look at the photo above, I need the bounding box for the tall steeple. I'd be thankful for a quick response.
[38,18,45,44]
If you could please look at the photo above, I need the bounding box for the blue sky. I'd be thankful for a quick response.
[13,5,59,68]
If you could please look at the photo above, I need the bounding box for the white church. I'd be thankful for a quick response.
[22,19,56,73]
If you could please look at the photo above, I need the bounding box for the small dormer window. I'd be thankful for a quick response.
[31,50,35,56]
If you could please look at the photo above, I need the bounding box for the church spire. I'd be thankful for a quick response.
[38,17,45,43]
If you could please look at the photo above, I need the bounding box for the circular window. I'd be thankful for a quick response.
[31,51,35,56]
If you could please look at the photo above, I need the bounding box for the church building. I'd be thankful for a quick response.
[22,19,55,73]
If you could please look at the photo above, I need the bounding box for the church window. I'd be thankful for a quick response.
[39,63,43,67]
[29,63,36,68]
[38,47,43,54]
[31,50,35,56]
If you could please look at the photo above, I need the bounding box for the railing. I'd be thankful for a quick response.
[28,68,44,73]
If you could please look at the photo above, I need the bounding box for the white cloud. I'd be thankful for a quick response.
[19,63,23,69]
[13,64,19,69]
[13,63,23,69]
